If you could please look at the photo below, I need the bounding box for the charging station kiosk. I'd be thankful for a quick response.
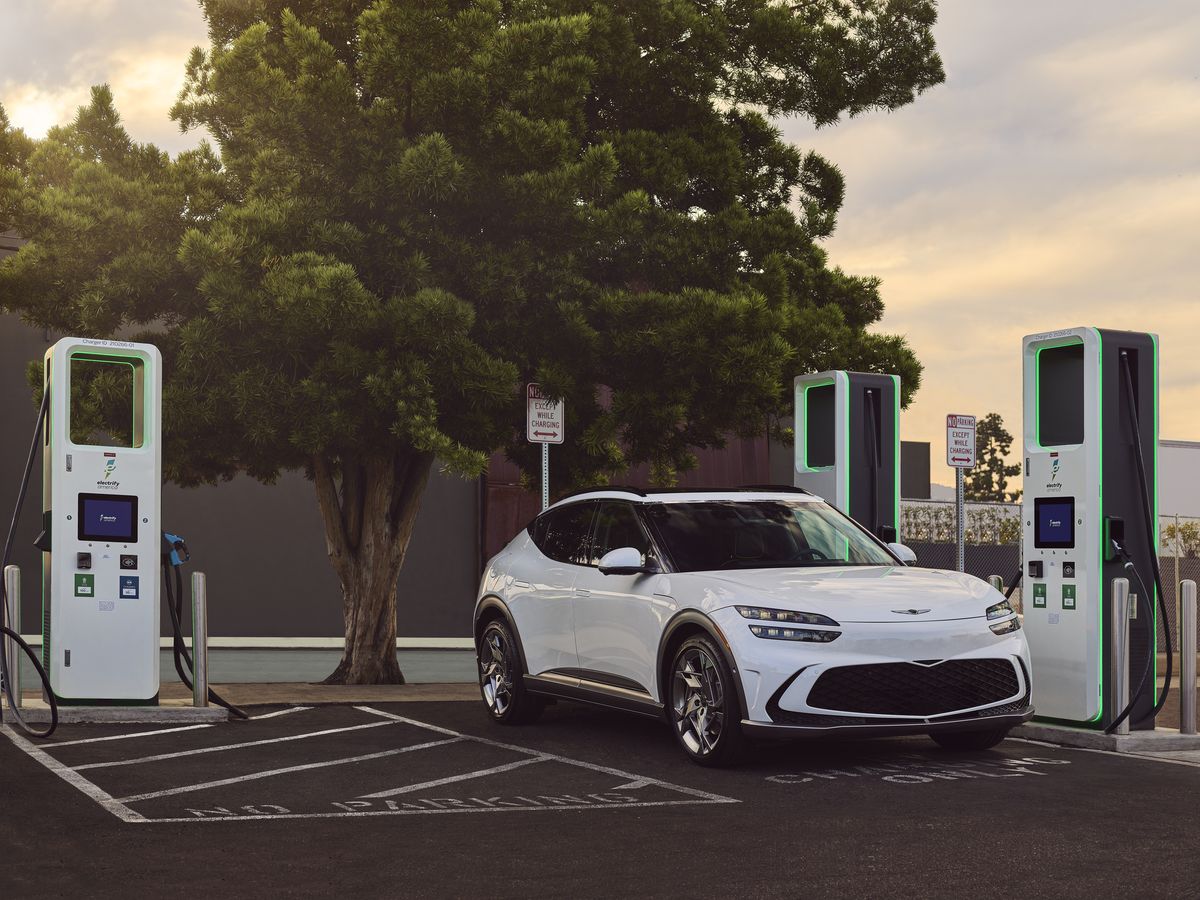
[794,370,901,540]
[1021,327,1159,730]
[41,337,162,704]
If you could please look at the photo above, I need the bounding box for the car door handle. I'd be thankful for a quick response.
[513,580,531,589]
[575,589,591,597]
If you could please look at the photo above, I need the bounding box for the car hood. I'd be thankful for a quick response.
[677,565,1000,623]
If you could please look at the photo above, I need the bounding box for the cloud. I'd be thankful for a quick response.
[0,1,208,153]
[779,1,1200,484]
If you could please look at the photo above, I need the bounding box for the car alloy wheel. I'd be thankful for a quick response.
[477,619,543,725]
[672,643,734,763]
[480,627,513,716]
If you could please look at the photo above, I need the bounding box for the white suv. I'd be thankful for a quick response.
[474,488,1032,765]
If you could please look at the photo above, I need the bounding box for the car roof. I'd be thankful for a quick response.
[544,486,818,512]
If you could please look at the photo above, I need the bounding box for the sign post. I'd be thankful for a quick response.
[527,384,564,511]
[946,414,977,572]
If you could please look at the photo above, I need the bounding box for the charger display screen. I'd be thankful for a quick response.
[1035,497,1075,549]
[77,493,138,543]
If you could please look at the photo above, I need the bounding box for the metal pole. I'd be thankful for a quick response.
[541,443,549,512]
[987,575,1004,592]
[3,565,20,708]
[191,571,208,708]
[1174,514,1181,650]
[1182,579,1197,735]
[955,468,965,572]
[1112,577,1130,736]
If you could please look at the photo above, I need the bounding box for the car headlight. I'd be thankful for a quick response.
[736,607,841,642]
[736,606,840,627]
[989,617,1022,636]
[747,624,842,642]
[986,599,1015,620]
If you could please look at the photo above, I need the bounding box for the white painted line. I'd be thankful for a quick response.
[117,738,461,803]
[1007,737,1200,768]
[143,799,716,823]
[250,706,313,720]
[50,724,215,748]
[74,720,396,770]
[353,706,738,805]
[358,756,549,799]
[0,725,146,823]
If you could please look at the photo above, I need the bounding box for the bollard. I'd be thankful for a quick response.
[3,565,20,707]
[987,575,1004,592]
[1111,577,1130,735]
[1182,579,1197,736]
[191,571,208,708]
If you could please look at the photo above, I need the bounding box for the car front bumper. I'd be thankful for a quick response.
[711,607,1033,739]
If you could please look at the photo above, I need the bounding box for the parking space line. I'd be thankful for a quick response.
[250,706,313,720]
[139,798,727,824]
[358,755,550,798]
[353,706,739,805]
[1,725,146,823]
[74,720,397,770]
[116,737,462,803]
[1007,737,1200,768]
[50,724,215,748]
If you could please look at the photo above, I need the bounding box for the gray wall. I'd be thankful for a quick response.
[0,317,480,639]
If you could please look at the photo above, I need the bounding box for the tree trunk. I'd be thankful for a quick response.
[312,450,434,684]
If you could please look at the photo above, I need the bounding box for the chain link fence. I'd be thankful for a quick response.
[900,500,1200,651]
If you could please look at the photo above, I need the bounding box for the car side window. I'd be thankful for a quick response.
[539,502,595,566]
[590,502,651,566]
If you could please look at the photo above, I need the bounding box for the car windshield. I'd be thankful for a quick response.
[644,499,897,572]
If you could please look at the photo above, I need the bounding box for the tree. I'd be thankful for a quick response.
[964,412,1022,502]
[0,0,944,682]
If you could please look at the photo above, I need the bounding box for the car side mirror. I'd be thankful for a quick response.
[888,542,918,566]
[598,547,655,575]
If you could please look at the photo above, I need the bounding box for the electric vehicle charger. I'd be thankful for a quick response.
[0,390,59,738]
[159,533,246,719]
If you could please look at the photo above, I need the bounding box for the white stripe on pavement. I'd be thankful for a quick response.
[117,738,461,803]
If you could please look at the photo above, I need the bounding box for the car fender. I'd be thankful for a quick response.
[656,609,749,716]
[474,594,531,676]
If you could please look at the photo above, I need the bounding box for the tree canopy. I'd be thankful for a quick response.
[964,412,1022,503]
[0,0,945,681]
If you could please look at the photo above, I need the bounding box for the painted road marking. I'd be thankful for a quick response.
[250,706,313,720]
[116,738,462,803]
[0,725,145,823]
[354,706,736,804]
[1,706,738,824]
[358,755,549,798]
[73,720,397,770]
[51,723,215,747]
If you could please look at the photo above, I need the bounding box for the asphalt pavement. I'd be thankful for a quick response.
[1,699,1197,898]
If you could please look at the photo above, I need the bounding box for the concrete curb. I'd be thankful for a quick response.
[1013,722,1200,752]
[4,703,229,724]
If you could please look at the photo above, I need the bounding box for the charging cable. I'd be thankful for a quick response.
[0,390,59,738]
[160,534,247,719]
[1104,352,1172,734]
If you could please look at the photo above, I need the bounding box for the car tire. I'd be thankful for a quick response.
[478,619,543,725]
[668,634,747,767]
[930,727,1010,751]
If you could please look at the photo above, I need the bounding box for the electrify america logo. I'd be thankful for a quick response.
[97,453,120,489]
[1045,454,1063,492]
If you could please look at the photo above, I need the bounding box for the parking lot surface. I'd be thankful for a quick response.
[2,700,1197,898]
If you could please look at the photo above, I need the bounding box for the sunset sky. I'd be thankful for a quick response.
[3,1,1198,487]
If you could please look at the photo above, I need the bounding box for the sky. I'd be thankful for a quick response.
[2,1,1198,487]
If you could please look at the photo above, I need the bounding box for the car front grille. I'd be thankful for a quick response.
[806,659,1020,717]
